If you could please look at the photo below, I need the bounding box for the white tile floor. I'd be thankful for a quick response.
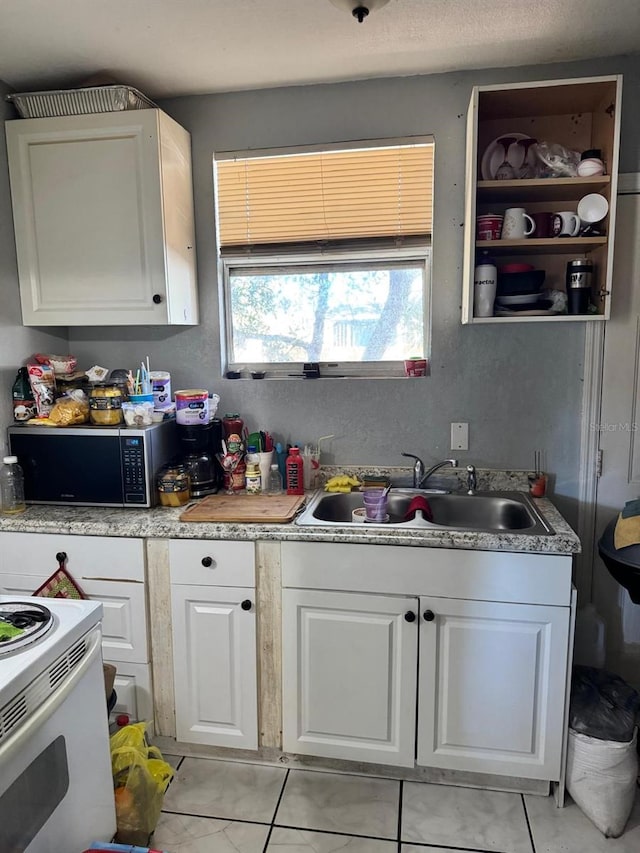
[154,755,640,853]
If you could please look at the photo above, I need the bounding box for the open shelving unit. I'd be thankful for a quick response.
[462,76,622,324]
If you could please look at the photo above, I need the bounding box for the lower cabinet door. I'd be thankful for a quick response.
[417,596,570,780]
[171,584,258,749]
[282,588,418,767]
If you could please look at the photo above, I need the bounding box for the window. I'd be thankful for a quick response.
[215,140,434,377]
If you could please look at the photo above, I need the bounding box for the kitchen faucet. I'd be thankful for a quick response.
[401,454,458,489]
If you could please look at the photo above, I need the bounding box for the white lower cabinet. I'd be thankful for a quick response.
[169,540,258,749]
[0,532,151,722]
[417,597,570,780]
[282,588,418,767]
[281,541,573,780]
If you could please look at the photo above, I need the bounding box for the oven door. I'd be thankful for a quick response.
[0,628,116,852]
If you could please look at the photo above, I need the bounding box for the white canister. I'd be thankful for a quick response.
[175,389,209,425]
[150,371,171,410]
[473,261,497,317]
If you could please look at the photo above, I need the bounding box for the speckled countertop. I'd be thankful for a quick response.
[0,468,581,555]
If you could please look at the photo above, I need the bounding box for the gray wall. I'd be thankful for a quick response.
[0,82,67,456]
[3,55,639,530]
[68,53,640,527]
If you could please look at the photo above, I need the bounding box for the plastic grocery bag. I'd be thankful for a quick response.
[566,728,638,837]
[110,722,174,845]
[569,665,640,742]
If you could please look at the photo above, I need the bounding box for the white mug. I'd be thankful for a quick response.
[502,208,535,239]
[552,211,580,237]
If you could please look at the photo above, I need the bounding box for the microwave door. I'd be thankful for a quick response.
[14,432,124,506]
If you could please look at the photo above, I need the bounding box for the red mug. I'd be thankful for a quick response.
[476,214,503,241]
[531,211,554,238]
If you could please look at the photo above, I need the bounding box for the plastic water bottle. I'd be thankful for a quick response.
[0,455,26,514]
[267,464,283,495]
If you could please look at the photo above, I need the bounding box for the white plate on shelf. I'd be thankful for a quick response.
[495,293,542,306]
[480,133,537,181]
[495,307,562,317]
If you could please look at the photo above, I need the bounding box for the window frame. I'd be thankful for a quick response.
[214,136,434,379]
[220,244,432,379]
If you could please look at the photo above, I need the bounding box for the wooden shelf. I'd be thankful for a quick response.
[476,237,607,255]
[462,75,622,324]
[477,175,610,203]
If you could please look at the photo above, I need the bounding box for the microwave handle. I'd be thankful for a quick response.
[0,627,102,766]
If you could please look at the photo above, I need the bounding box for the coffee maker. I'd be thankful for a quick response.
[178,419,224,497]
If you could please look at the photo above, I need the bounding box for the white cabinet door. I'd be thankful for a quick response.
[171,584,258,749]
[282,588,418,767]
[5,109,198,326]
[417,597,570,780]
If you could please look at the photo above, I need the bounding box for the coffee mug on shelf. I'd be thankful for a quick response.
[552,211,580,237]
[502,207,535,240]
[530,211,555,239]
[577,193,609,225]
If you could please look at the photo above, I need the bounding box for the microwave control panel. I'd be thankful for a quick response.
[121,436,147,503]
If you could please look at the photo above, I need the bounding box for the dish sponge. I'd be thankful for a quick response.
[324,475,361,493]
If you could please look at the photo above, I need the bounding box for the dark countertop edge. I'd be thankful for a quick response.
[0,495,581,556]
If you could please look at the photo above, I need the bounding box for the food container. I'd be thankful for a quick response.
[175,389,209,425]
[404,358,428,377]
[150,371,171,410]
[157,463,191,507]
[89,383,123,425]
[122,401,154,426]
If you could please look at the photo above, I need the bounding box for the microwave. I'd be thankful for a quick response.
[8,419,179,507]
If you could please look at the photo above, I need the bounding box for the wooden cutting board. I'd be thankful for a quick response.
[179,493,307,523]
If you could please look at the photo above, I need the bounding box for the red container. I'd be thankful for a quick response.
[404,358,428,377]
[476,214,503,240]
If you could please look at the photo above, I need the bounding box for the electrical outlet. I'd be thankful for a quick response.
[451,422,469,451]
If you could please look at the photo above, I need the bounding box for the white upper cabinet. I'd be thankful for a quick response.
[462,75,622,323]
[5,109,199,326]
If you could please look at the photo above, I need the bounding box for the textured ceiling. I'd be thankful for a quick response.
[0,0,638,98]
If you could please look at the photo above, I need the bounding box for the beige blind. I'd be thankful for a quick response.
[216,143,434,248]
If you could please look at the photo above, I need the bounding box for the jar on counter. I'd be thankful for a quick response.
[157,463,191,507]
[89,383,123,425]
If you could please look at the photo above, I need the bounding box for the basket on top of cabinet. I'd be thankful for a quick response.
[462,75,622,324]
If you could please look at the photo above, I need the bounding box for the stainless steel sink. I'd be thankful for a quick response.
[296,489,554,535]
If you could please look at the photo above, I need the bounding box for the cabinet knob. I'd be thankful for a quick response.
[152,294,163,304]
[201,556,215,568]
[55,551,67,565]
[241,599,252,611]
[423,609,435,622]
[404,611,416,622]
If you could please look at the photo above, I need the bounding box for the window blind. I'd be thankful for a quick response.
[216,143,434,249]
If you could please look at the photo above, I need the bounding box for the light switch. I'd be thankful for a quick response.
[451,422,469,451]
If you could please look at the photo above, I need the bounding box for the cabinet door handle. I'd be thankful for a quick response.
[55,551,67,565]
[241,599,252,611]
[152,294,163,304]
[201,556,215,568]
[423,609,435,622]
[404,611,416,622]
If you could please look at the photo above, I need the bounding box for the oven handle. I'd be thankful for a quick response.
[0,626,103,766]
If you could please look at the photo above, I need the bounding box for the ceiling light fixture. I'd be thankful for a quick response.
[329,0,391,23]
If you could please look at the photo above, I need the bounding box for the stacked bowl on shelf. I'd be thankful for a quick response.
[495,264,548,315]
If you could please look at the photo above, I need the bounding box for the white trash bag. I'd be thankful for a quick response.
[566,728,638,838]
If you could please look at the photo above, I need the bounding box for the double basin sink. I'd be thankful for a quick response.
[296,489,554,535]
